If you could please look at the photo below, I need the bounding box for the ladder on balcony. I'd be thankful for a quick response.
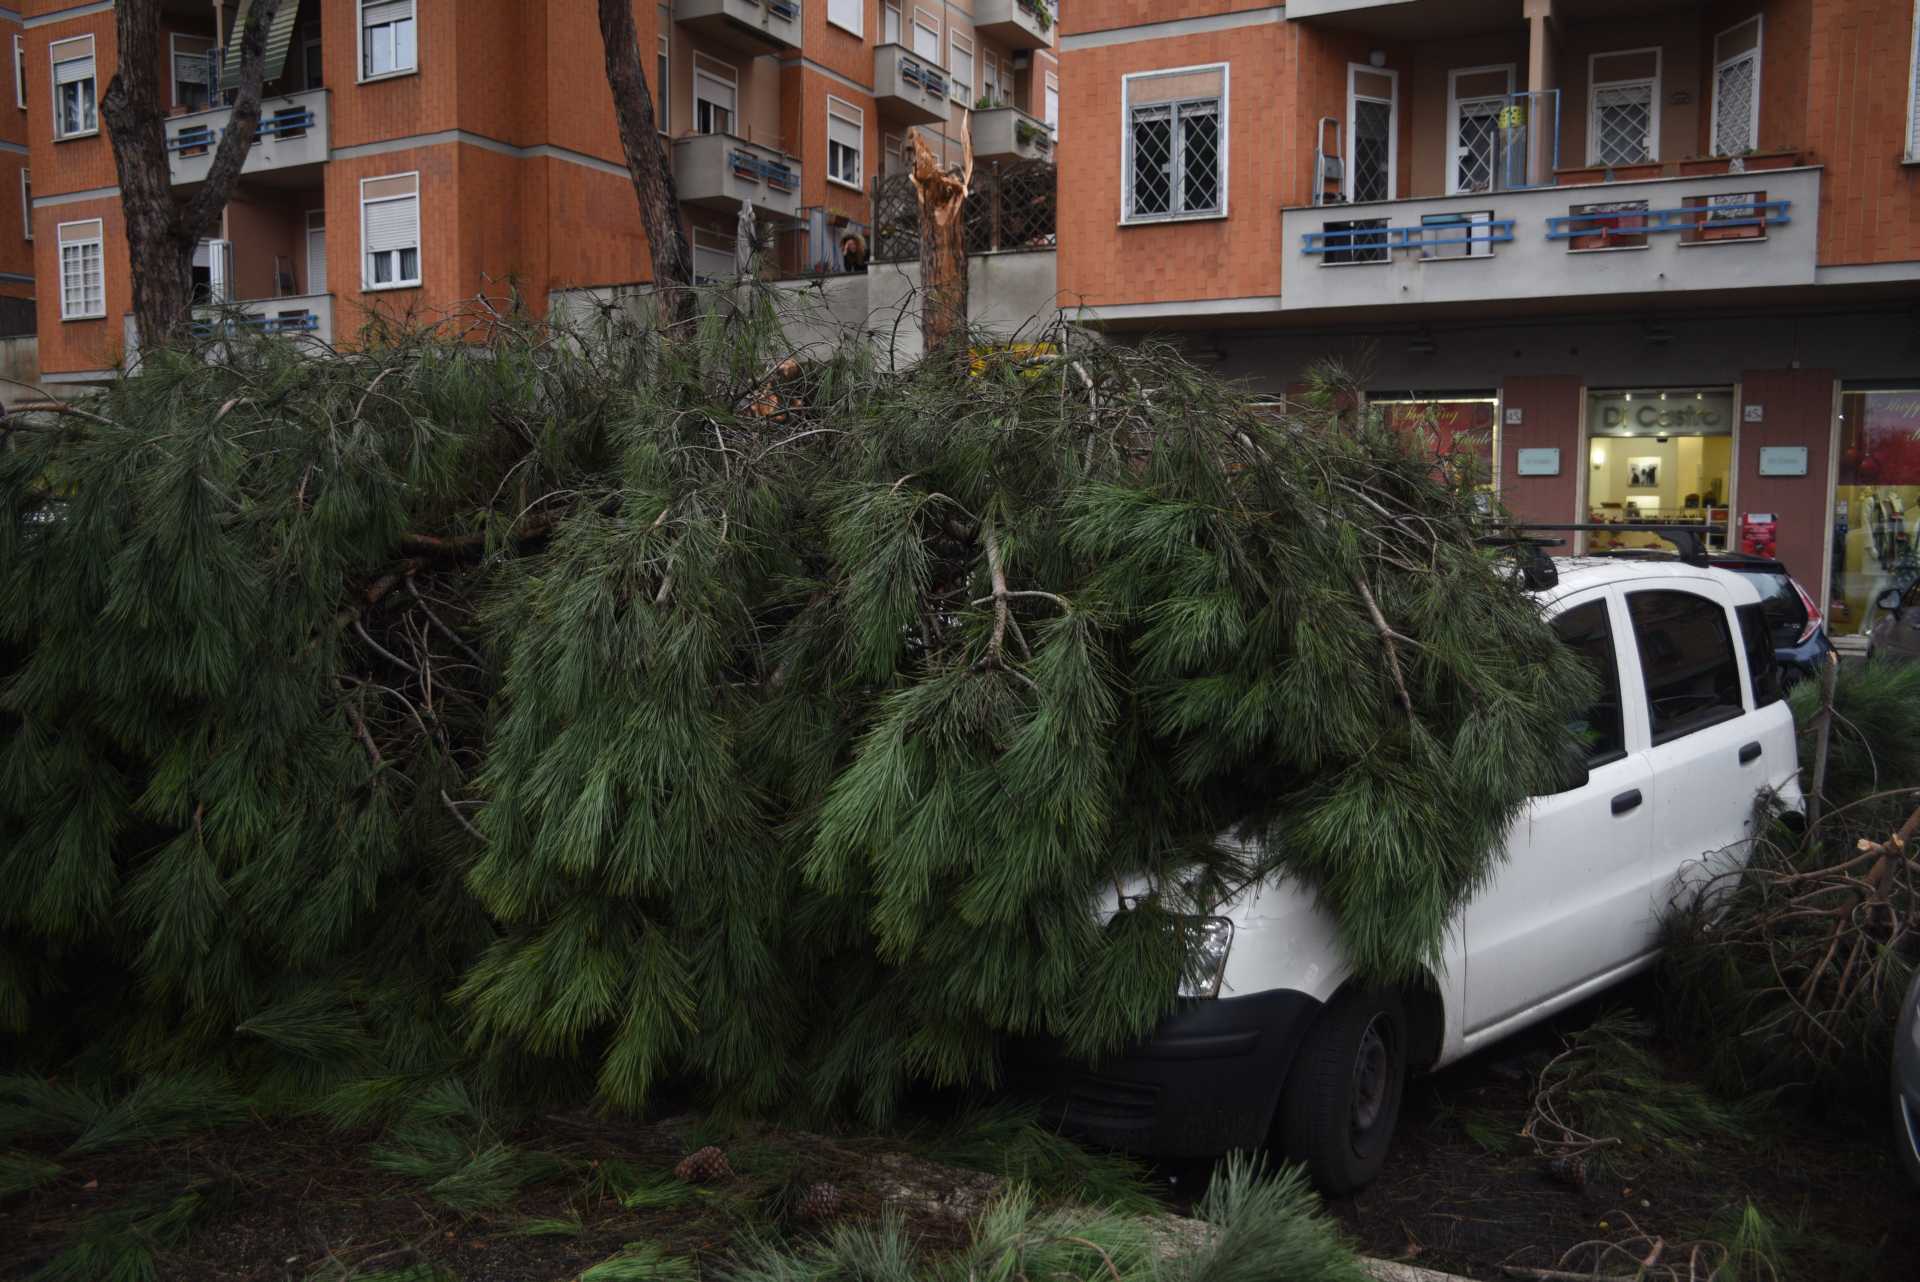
[1313,117,1343,205]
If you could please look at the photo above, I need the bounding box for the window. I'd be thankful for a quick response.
[13,34,24,111]
[827,96,863,190]
[1348,63,1397,202]
[57,219,104,320]
[1448,65,1513,195]
[691,226,733,284]
[171,35,214,111]
[361,172,421,289]
[1552,600,1627,766]
[950,33,973,105]
[1587,48,1660,165]
[1420,210,1494,260]
[982,55,1000,107]
[1045,72,1060,135]
[19,170,28,242]
[1123,64,1226,222]
[1566,199,1649,251]
[303,32,324,90]
[1628,589,1745,743]
[1909,0,1920,160]
[912,9,940,61]
[50,35,96,139]
[883,2,902,44]
[657,35,669,133]
[694,56,736,136]
[1321,217,1387,264]
[1736,602,1784,709]
[828,0,863,37]
[883,131,905,177]
[1711,17,1761,158]
[361,0,418,80]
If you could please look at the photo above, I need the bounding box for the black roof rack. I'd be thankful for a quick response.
[1492,522,1712,567]
[1475,532,1563,591]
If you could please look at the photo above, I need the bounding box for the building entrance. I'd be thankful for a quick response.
[1586,388,1735,553]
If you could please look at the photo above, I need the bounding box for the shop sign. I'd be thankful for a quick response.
[1590,391,1733,434]
[1515,448,1560,476]
[1757,446,1808,477]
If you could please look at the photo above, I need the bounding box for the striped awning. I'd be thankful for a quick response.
[221,0,301,86]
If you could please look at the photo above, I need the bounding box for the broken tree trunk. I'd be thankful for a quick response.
[909,124,972,362]
[596,0,695,331]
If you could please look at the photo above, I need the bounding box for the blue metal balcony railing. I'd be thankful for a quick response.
[898,58,947,99]
[1302,218,1516,255]
[729,149,799,192]
[1545,199,1791,240]
[767,0,799,18]
[166,108,317,153]
[192,310,318,339]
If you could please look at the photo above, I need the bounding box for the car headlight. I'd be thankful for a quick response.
[1177,916,1234,999]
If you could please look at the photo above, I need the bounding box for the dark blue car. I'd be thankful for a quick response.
[1705,554,1832,686]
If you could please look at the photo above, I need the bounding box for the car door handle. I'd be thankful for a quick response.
[1611,789,1643,815]
[1738,741,1762,765]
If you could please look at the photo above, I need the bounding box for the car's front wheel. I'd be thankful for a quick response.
[1277,985,1408,1196]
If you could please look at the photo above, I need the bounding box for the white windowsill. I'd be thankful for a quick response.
[826,174,864,192]
[54,129,99,142]
[363,280,422,292]
[358,66,419,86]
[1119,210,1228,227]
[60,312,105,322]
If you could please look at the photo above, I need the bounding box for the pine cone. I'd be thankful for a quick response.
[674,1145,734,1183]
[796,1181,842,1221]
[1543,1152,1589,1190]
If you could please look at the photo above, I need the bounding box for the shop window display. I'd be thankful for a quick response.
[1831,388,1920,634]
[1367,396,1499,494]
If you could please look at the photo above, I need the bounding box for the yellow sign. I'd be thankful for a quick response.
[1497,105,1527,128]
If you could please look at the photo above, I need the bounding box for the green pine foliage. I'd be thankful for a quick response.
[0,287,1586,1117]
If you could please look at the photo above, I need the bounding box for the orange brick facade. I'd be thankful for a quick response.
[24,0,1060,376]
[1058,0,1920,615]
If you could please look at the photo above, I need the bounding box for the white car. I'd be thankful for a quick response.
[1050,556,1802,1194]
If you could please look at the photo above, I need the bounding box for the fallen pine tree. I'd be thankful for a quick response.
[0,287,1588,1117]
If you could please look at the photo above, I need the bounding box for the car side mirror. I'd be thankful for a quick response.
[1878,587,1905,618]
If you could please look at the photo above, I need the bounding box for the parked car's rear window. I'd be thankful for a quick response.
[1745,571,1810,647]
[1628,589,1745,743]
[1550,599,1626,766]
[1736,602,1785,709]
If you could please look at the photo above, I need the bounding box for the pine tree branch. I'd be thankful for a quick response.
[1354,574,1414,718]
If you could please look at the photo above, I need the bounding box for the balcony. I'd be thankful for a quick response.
[1278,167,1821,314]
[194,293,334,344]
[165,89,329,187]
[672,0,801,54]
[672,133,802,219]
[971,107,1053,164]
[873,44,950,127]
[973,0,1052,50]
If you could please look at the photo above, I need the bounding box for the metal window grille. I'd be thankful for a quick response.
[1352,98,1392,202]
[1593,82,1653,165]
[1712,55,1756,156]
[1455,98,1501,193]
[1127,97,1219,220]
[1323,217,1388,265]
[1420,210,1494,260]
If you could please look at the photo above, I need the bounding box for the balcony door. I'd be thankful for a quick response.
[1448,65,1514,195]
[1347,64,1398,203]
[306,210,326,296]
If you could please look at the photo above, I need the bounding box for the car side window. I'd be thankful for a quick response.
[1627,589,1745,744]
[1550,599,1626,766]
[1736,602,1784,709]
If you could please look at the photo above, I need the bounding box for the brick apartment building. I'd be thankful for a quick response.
[0,8,34,328]
[21,1,1059,378]
[1057,0,1920,637]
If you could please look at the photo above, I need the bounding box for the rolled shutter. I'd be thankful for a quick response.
[828,111,862,155]
[52,39,93,85]
[365,194,419,256]
[223,0,304,85]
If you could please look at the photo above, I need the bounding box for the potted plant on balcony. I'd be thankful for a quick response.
[1015,119,1052,153]
[1018,0,1053,33]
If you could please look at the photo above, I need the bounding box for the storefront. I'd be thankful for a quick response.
[1585,387,1735,552]
[1366,394,1500,491]
[1829,385,1920,636]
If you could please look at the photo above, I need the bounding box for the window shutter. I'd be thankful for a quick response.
[54,53,93,85]
[365,194,418,255]
[828,111,862,155]
[224,0,304,84]
[696,70,736,115]
[363,1,415,30]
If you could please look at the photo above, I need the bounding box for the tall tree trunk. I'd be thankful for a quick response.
[909,125,971,363]
[101,0,282,352]
[595,0,694,329]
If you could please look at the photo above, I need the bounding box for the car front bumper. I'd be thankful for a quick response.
[1011,988,1321,1158]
